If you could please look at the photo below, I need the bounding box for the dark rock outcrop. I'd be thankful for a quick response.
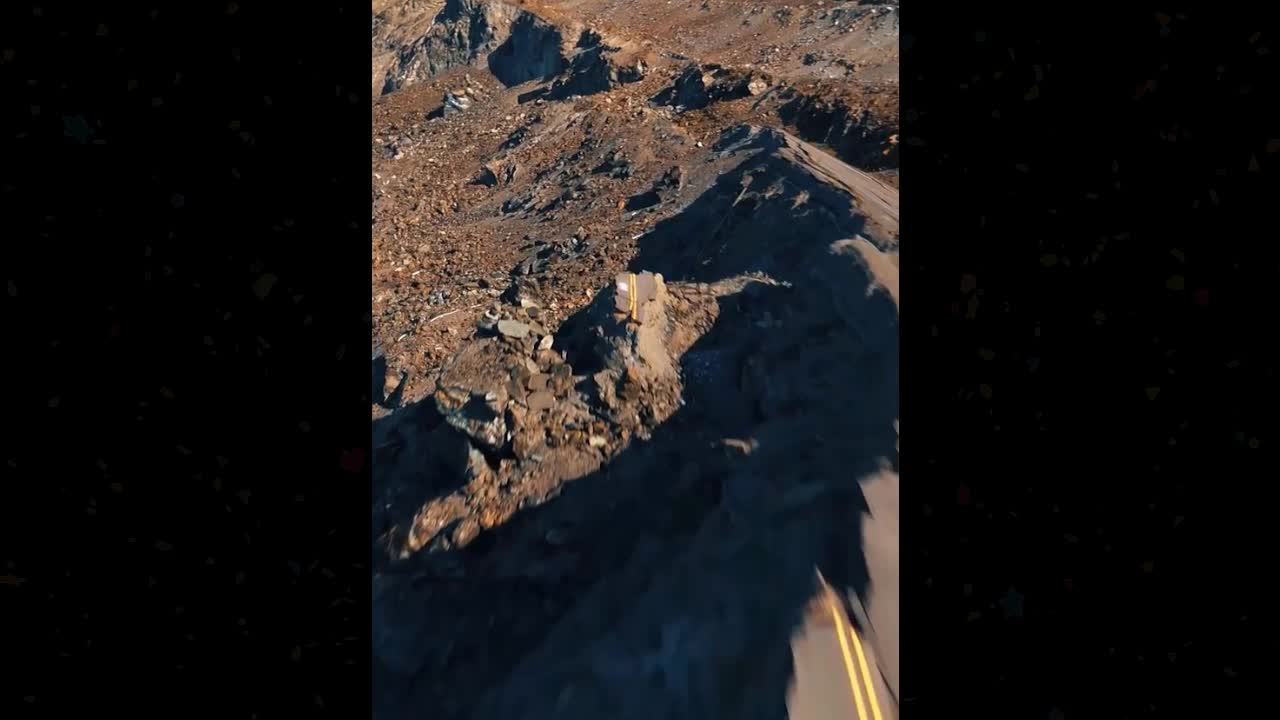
[379,0,568,95]
[650,64,773,111]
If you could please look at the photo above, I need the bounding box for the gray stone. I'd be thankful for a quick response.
[434,390,508,452]
[443,90,472,115]
[497,319,532,338]
[477,308,500,331]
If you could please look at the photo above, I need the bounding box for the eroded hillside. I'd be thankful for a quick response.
[371,3,899,719]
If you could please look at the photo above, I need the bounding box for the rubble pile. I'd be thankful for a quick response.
[380,262,717,568]
[650,63,774,112]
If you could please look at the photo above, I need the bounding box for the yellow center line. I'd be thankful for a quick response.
[628,273,638,321]
[827,595,868,720]
[848,618,885,720]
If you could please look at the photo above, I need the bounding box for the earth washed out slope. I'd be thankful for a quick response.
[371,2,899,719]
[373,125,899,720]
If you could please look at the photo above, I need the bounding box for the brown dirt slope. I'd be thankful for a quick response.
[371,2,898,719]
[373,0,897,401]
[373,124,899,720]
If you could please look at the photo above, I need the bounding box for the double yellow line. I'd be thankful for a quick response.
[827,593,885,720]
[627,272,639,321]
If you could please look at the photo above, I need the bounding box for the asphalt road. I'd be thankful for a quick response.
[788,471,899,720]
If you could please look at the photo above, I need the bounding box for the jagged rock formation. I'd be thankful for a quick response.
[378,0,570,96]
[650,63,773,112]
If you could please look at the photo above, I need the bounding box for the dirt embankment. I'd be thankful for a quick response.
[373,125,899,720]
[371,0,898,396]
[371,2,899,718]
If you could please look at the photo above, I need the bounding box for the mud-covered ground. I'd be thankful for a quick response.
[371,2,899,719]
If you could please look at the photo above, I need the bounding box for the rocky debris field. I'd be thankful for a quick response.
[371,2,899,719]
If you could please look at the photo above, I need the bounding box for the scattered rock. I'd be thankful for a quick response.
[624,167,684,211]
[503,193,534,214]
[592,150,633,179]
[512,244,554,275]
[471,165,499,187]
[443,89,473,116]
[497,319,532,338]
[651,63,774,111]
[512,429,541,462]
[659,165,685,192]
[550,363,574,394]
[477,309,501,331]
[433,387,508,452]
[527,390,555,411]
[451,517,481,548]
[500,161,520,185]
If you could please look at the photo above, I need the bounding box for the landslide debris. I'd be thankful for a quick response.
[372,2,899,718]
[373,124,899,720]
